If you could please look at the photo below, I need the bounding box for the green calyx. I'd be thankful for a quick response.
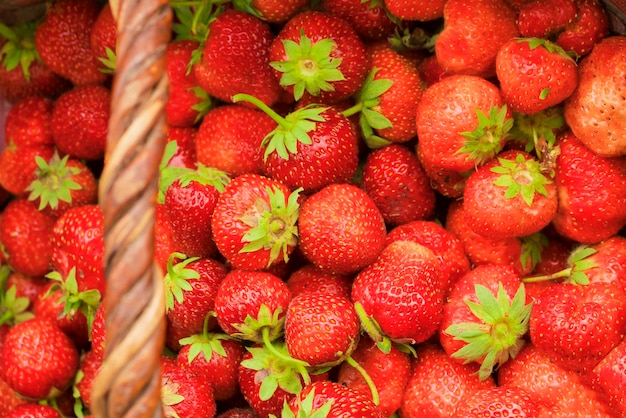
[445,283,532,381]
[523,245,597,285]
[508,106,565,160]
[26,152,82,211]
[231,304,288,344]
[458,105,513,166]
[179,323,232,365]
[518,37,577,62]
[491,152,552,206]
[190,85,214,123]
[276,388,334,418]
[161,377,184,418]
[519,232,549,273]
[350,68,394,149]
[269,33,345,101]
[0,264,34,326]
[163,252,201,312]
[239,186,301,267]
[0,21,40,80]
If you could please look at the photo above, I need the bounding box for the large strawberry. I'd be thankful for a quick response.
[563,35,626,157]
[161,356,216,418]
[268,10,368,104]
[211,173,300,270]
[298,182,387,274]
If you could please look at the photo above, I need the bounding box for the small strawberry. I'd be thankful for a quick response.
[452,386,544,417]
[34,0,107,86]
[161,356,216,418]
[319,0,397,41]
[89,3,117,73]
[3,96,54,148]
[0,317,79,400]
[285,263,353,299]
[90,304,106,360]
[555,0,610,58]
[6,270,48,308]
[298,182,387,274]
[74,349,102,413]
[516,0,578,38]
[6,404,62,418]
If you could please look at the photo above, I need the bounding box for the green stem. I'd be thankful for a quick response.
[345,355,380,406]
[522,267,571,283]
[232,93,290,131]
[341,101,363,118]
[261,327,311,384]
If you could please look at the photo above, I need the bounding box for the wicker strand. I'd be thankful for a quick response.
[90,0,171,416]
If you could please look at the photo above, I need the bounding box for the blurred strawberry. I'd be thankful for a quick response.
[320,0,397,41]
[89,3,117,74]
[161,356,216,418]
[6,404,62,418]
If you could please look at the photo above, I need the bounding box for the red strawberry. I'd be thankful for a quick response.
[268,10,369,104]
[165,126,197,169]
[237,0,309,23]
[214,269,292,343]
[586,337,626,415]
[298,182,387,274]
[177,332,245,401]
[285,263,353,299]
[0,317,79,400]
[0,143,54,196]
[452,386,544,417]
[516,0,578,38]
[34,0,107,86]
[319,0,397,41]
[352,240,445,349]
[90,304,106,360]
[385,0,446,21]
[496,38,578,115]
[399,342,497,417]
[6,404,62,418]
[435,0,519,78]
[74,349,102,413]
[161,356,216,418]
[211,173,300,270]
[583,236,626,288]
[6,270,48,308]
[416,54,451,87]
[555,0,610,58]
[529,281,626,373]
[89,3,117,72]
[439,263,533,380]
[0,198,54,277]
[51,84,111,160]
[337,335,411,417]
[153,202,176,274]
[285,292,360,367]
[362,144,435,226]
[563,35,626,157]
[3,96,54,148]
[193,9,282,107]
[195,104,276,177]
[0,375,27,417]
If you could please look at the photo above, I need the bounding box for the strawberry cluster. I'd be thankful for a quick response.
[0,0,625,416]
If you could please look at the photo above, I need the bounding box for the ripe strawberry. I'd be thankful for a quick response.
[416,54,451,87]
[337,335,411,417]
[352,240,445,349]
[285,263,353,299]
[74,349,102,413]
[583,236,626,288]
[90,304,106,360]
[385,0,446,21]
[0,198,54,277]
[439,263,533,380]
[516,0,578,38]
[385,220,471,297]
[153,202,176,274]
[319,0,397,41]
[233,95,359,192]
[529,281,626,373]
[285,292,360,367]
[362,144,435,226]
[89,3,117,72]
[193,9,282,107]
[415,75,512,178]
[298,182,387,274]
[51,84,111,160]
[177,332,245,401]
[211,173,300,270]
[34,0,107,86]
[496,38,578,115]
[551,130,626,243]
[0,142,54,196]
[399,342,496,417]
[214,269,292,343]
[0,375,27,417]
[564,36,626,157]
[165,126,197,169]
[285,380,381,418]
[6,270,48,308]
[586,337,626,415]
[452,386,544,417]
[50,204,105,296]
[161,356,216,418]
[235,0,308,23]
[435,0,519,78]
[0,317,79,400]
[269,10,368,104]
[195,104,276,177]
[3,96,54,148]
[555,0,610,58]
[6,404,62,418]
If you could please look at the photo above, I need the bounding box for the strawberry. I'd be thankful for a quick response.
[399,342,496,417]
[298,182,387,274]
[51,84,111,160]
[26,152,98,219]
[586,337,626,415]
[214,269,292,343]
[416,54,451,87]
[0,317,79,400]
[352,240,445,350]
[177,332,245,401]
[529,281,626,373]
[337,335,411,417]
[0,375,27,417]
[195,104,276,177]
[385,0,446,21]
[161,356,216,418]
[233,0,309,23]
[555,0,610,58]
[284,380,381,418]
[319,0,397,41]
[153,202,176,274]
[165,126,197,169]
[439,263,533,380]
[385,220,471,297]
[415,75,512,178]
[74,349,102,413]
[268,10,369,104]
[362,144,435,226]
[6,270,48,308]
[211,173,300,270]
[90,304,106,360]
[582,236,626,288]
[285,263,353,299]
[516,0,578,38]
[34,0,107,86]
[0,198,54,277]
[0,142,54,196]
[5,404,62,418]
[496,38,578,115]
[233,95,359,192]
[551,130,626,243]
[3,96,54,148]
[435,0,519,78]
[452,386,544,417]
[563,35,626,157]
[285,292,360,367]
[89,3,117,73]
[193,9,282,107]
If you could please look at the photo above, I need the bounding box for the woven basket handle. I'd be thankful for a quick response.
[90,0,171,416]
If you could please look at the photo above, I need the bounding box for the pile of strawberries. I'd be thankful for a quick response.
[0,0,625,416]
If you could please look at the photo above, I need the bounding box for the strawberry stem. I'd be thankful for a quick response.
[262,327,311,385]
[232,93,289,130]
[344,355,380,406]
